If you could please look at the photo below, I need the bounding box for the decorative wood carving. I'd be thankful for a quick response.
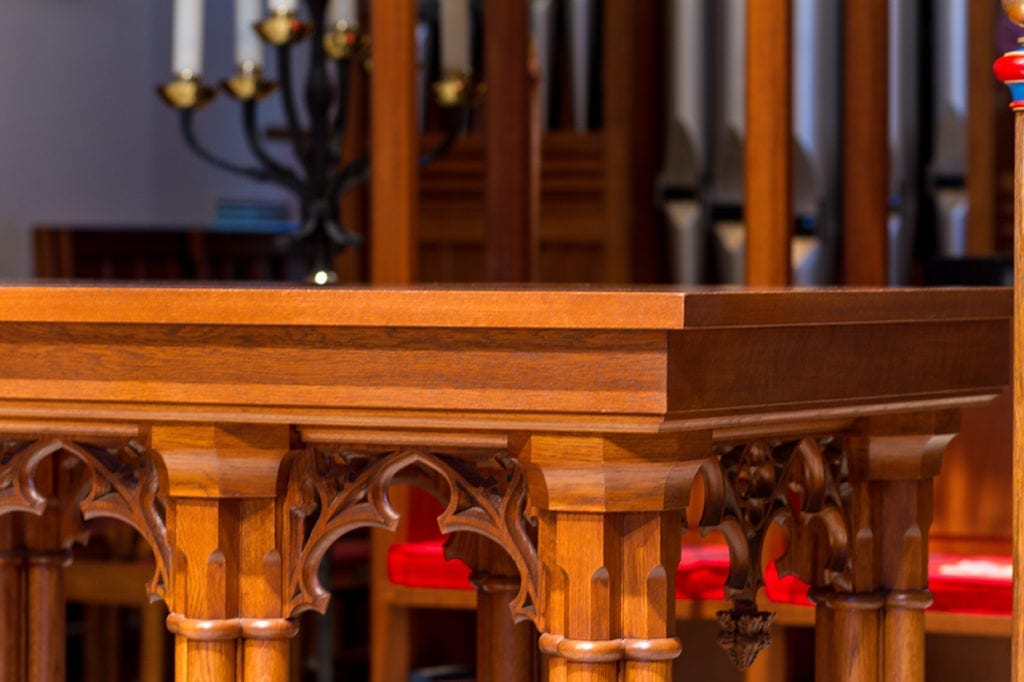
[283,446,540,623]
[0,438,170,601]
[700,436,851,669]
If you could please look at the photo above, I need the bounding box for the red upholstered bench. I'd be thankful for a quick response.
[387,539,1012,617]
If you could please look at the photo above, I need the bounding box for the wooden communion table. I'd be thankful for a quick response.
[0,284,1010,681]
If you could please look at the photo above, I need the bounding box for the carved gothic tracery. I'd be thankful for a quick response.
[283,446,540,624]
[699,436,852,669]
[0,438,171,601]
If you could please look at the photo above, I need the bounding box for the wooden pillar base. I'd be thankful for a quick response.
[537,511,682,682]
[811,590,883,682]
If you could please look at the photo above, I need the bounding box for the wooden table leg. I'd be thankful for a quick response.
[448,534,534,682]
[155,424,297,682]
[475,564,534,682]
[812,588,884,682]
[519,433,703,682]
[166,497,297,682]
[24,456,68,682]
[537,510,682,682]
[809,422,948,682]
[0,515,24,679]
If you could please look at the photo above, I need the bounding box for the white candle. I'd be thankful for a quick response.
[268,0,298,14]
[235,0,263,68]
[439,0,471,73]
[327,0,357,27]
[172,0,204,76]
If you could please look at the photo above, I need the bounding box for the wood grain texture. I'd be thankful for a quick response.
[0,285,1008,329]
[745,0,792,286]
[842,0,889,285]
[0,285,1012,681]
[967,0,999,255]
[484,0,537,282]
[0,517,22,680]
[370,0,418,284]
[1014,110,1024,682]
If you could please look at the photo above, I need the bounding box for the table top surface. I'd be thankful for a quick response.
[0,283,1011,330]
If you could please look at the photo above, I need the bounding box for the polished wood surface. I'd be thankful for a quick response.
[0,284,1010,681]
[745,0,792,286]
[1014,107,1024,682]
[842,0,889,285]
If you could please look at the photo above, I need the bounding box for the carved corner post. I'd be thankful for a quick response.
[993,12,1024,680]
[516,431,708,681]
[154,423,295,682]
[803,414,954,682]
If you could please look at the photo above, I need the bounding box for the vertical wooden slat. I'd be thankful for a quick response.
[842,0,889,285]
[337,53,370,282]
[370,0,418,284]
[745,0,792,286]
[967,0,999,255]
[485,0,536,282]
[602,0,633,285]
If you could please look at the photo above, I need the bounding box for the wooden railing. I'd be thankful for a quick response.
[0,284,1009,681]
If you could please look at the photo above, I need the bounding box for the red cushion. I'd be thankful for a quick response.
[385,540,1012,616]
[387,539,474,590]
[675,545,731,600]
[928,553,1012,616]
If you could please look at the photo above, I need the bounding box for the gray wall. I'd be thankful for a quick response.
[0,0,294,277]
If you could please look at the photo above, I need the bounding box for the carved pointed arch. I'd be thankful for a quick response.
[0,437,170,602]
[698,436,852,670]
[283,446,540,625]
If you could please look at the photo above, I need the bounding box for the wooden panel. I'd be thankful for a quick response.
[745,0,792,286]
[0,324,669,417]
[667,321,1010,417]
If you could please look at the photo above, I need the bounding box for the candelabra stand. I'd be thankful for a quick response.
[158,0,483,284]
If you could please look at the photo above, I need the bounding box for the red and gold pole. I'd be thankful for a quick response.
[995,4,1024,680]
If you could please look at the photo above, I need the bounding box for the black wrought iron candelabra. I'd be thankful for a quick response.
[158,0,481,284]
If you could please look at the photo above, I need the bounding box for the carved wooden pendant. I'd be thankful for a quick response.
[700,437,851,669]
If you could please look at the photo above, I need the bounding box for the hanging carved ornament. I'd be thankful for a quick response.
[283,446,540,624]
[0,438,171,601]
[699,437,850,670]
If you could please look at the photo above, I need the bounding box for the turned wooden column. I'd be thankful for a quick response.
[994,15,1024,680]
[0,456,71,682]
[517,432,706,681]
[24,457,68,682]
[0,515,23,677]
[448,533,535,682]
[155,424,296,682]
